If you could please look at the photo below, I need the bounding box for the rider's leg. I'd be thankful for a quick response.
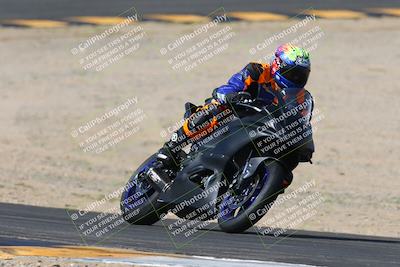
[157,101,222,169]
[157,112,213,168]
[157,127,188,169]
[157,102,198,168]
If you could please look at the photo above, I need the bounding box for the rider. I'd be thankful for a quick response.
[158,44,312,169]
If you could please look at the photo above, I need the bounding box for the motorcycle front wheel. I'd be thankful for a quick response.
[218,160,287,233]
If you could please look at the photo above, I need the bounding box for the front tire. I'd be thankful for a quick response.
[218,160,287,233]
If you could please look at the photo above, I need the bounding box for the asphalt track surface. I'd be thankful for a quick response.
[0,0,400,19]
[0,203,399,266]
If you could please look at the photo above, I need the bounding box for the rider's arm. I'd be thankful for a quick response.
[212,63,265,103]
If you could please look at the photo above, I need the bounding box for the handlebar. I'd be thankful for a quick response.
[232,102,263,112]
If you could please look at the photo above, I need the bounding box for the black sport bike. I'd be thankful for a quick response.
[120,88,314,233]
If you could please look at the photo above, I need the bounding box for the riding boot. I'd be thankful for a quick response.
[157,128,187,170]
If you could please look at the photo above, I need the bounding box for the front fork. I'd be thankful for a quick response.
[147,167,172,192]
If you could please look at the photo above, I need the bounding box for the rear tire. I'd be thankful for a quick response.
[120,154,167,225]
[218,160,286,233]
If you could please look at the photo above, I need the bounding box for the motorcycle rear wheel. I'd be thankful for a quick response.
[120,154,167,225]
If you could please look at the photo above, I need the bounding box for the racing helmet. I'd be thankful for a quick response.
[271,44,311,89]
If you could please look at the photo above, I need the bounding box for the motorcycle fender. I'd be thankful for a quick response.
[242,157,293,185]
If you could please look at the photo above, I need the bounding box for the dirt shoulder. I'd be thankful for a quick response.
[0,18,399,237]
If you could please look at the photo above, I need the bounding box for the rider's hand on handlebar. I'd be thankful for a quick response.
[226,92,254,105]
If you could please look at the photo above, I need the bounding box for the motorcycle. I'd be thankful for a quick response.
[120,87,314,233]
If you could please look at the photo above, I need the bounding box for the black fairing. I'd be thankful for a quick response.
[158,109,290,216]
[157,88,314,219]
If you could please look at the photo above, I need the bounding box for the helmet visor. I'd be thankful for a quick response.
[280,65,310,87]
